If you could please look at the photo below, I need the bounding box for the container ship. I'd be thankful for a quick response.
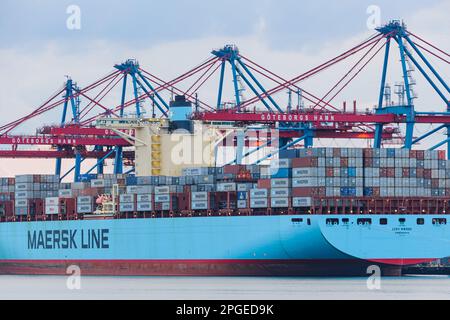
[0,143,449,276]
[0,21,449,276]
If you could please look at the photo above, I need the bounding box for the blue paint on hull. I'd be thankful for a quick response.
[0,214,447,275]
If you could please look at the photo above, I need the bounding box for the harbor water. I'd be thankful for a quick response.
[0,275,449,300]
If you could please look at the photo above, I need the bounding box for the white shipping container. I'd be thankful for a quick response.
[270,159,292,169]
[119,194,135,203]
[137,202,153,212]
[270,198,289,208]
[217,183,236,192]
[15,199,28,207]
[292,178,318,188]
[77,204,93,214]
[237,200,247,209]
[155,195,170,203]
[126,185,154,194]
[191,192,208,201]
[182,167,209,176]
[45,197,59,206]
[271,178,290,188]
[250,189,268,199]
[270,188,291,198]
[58,189,73,198]
[15,183,32,191]
[161,202,171,211]
[77,196,93,205]
[155,186,170,194]
[250,198,268,209]
[191,201,208,210]
[72,182,87,190]
[119,203,135,212]
[91,179,105,188]
[137,194,152,203]
[292,197,312,207]
[237,184,252,192]
[45,205,60,215]
[15,191,33,199]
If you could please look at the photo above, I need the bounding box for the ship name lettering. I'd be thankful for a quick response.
[27,229,109,250]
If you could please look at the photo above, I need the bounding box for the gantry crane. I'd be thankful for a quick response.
[0,20,447,179]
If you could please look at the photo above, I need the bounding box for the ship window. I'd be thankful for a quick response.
[342,218,349,224]
[417,218,425,225]
[292,218,303,223]
[380,218,388,225]
[307,219,311,226]
[433,218,447,225]
[357,218,372,225]
[399,218,406,224]
[326,218,339,225]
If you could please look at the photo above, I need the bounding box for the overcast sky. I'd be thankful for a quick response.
[0,0,448,176]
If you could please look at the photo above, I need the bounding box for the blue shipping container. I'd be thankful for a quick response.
[271,168,291,179]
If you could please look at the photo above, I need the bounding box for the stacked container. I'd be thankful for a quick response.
[77,196,94,214]
[119,194,135,213]
[0,178,15,217]
[15,175,59,216]
[136,193,153,212]
[154,186,177,211]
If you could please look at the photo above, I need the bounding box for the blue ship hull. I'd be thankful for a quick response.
[0,214,446,276]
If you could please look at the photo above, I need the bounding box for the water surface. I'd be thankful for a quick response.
[0,275,449,300]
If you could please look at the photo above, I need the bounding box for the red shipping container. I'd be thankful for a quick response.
[177,193,190,211]
[333,149,341,157]
[257,179,271,189]
[380,168,388,177]
[416,150,425,160]
[61,198,76,216]
[409,150,417,158]
[402,168,410,177]
[292,187,318,197]
[292,157,318,168]
[326,168,334,177]
[364,158,373,167]
[340,158,349,167]
[224,165,246,175]
[424,169,432,179]
[438,150,446,160]
[0,201,14,217]
[432,179,439,188]
[417,168,424,178]
[373,188,381,197]
[363,149,373,157]
[318,187,326,197]
[387,168,395,177]
[25,199,44,216]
